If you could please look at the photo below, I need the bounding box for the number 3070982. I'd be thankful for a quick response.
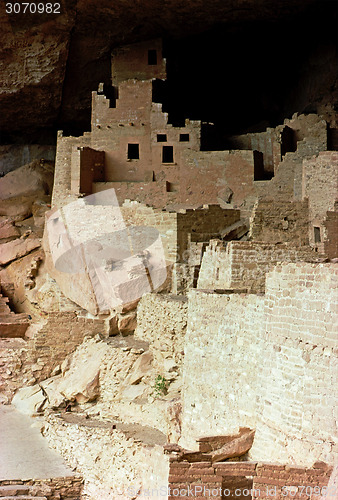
[6,3,61,14]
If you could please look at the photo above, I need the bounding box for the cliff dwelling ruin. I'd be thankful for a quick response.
[0,1,337,499]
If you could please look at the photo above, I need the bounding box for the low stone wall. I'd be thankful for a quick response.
[0,311,106,402]
[197,240,316,292]
[168,460,333,500]
[43,413,169,500]
[0,476,83,500]
[0,338,31,402]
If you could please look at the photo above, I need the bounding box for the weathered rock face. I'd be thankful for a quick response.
[0,160,54,200]
[1,0,336,140]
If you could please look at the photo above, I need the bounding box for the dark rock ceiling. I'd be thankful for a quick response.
[0,0,337,143]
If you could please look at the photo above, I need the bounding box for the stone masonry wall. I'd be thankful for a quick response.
[302,151,338,250]
[181,290,265,450]
[251,263,338,465]
[181,263,338,465]
[324,211,338,259]
[249,199,309,245]
[168,461,333,500]
[135,293,188,378]
[0,311,106,402]
[52,133,91,209]
[44,412,169,500]
[0,477,83,500]
[197,240,316,292]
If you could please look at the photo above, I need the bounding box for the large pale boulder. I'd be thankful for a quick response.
[12,384,47,415]
[42,338,111,405]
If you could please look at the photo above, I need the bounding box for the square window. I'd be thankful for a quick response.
[127,144,139,159]
[157,134,167,142]
[179,134,190,142]
[162,145,174,163]
[148,49,157,65]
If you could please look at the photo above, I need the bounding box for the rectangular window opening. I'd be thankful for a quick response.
[179,133,190,142]
[314,226,321,243]
[157,134,167,142]
[148,49,157,65]
[127,143,139,160]
[162,145,174,163]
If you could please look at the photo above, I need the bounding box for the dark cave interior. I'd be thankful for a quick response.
[1,0,337,148]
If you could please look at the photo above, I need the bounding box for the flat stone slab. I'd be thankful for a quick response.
[0,405,75,480]
[0,485,30,495]
[0,496,47,499]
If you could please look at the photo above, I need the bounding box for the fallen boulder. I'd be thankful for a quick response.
[124,351,153,385]
[0,159,54,200]
[0,220,20,242]
[12,384,47,415]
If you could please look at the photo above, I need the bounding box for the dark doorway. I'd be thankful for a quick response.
[327,127,338,150]
[281,125,297,158]
[148,49,157,65]
[314,226,321,243]
[162,145,174,163]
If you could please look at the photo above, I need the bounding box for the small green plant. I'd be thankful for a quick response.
[152,375,168,398]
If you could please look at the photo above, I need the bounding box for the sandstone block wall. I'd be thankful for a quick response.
[181,290,265,449]
[249,199,309,245]
[197,240,316,292]
[135,293,188,377]
[168,461,333,500]
[52,133,91,208]
[0,338,31,401]
[111,38,166,85]
[44,412,169,500]
[30,311,107,381]
[181,263,338,465]
[302,151,338,250]
[251,263,338,465]
[324,211,338,259]
[0,477,83,500]
[0,311,106,401]
[227,127,280,174]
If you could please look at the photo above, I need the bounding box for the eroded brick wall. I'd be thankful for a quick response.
[249,199,309,245]
[324,211,338,258]
[0,476,83,499]
[253,462,333,500]
[197,240,316,292]
[0,312,106,401]
[251,263,338,465]
[181,263,338,465]
[168,461,333,500]
[135,293,188,377]
[181,290,265,449]
[302,151,338,250]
